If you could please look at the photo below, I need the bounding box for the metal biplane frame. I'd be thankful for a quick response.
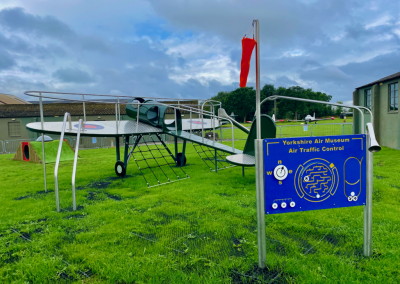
[24,91,244,212]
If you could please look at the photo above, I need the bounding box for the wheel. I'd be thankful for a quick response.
[204,132,219,141]
[176,153,187,166]
[115,160,126,177]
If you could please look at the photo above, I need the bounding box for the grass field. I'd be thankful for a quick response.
[1,135,399,283]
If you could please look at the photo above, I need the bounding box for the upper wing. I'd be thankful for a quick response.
[176,118,221,131]
[26,120,163,137]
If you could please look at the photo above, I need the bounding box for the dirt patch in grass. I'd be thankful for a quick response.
[374,175,387,179]
[105,193,122,201]
[14,195,30,200]
[63,214,86,220]
[390,184,400,189]
[88,180,112,189]
[231,264,292,284]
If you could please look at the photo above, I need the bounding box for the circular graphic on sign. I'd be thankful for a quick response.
[187,120,207,125]
[294,158,339,202]
[74,124,104,130]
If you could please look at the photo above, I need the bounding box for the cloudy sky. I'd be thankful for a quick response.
[0,0,399,103]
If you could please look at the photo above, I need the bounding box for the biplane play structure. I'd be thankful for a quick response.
[23,19,383,268]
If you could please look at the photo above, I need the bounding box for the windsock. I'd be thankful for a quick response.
[239,37,256,88]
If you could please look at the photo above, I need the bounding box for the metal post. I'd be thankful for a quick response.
[174,108,178,134]
[115,136,120,161]
[255,19,261,140]
[124,135,129,176]
[71,119,83,211]
[54,112,71,213]
[39,93,47,192]
[181,140,186,166]
[118,96,121,122]
[242,166,245,177]
[174,136,178,165]
[364,132,373,256]
[115,103,119,134]
[212,105,215,142]
[341,123,344,135]
[190,110,192,134]
[232,122,235,152]
[215,149,218,172]
[255,139,266,268]
[136,104,140,134]
[82,95,86,122]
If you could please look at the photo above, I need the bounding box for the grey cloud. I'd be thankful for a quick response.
[0,48,16,70]
[301,65,352,83]
[274,76,299,87]
[52,67,94,83]
[0,7,75,40]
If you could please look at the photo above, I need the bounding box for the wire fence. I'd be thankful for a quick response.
[0,123,353,154]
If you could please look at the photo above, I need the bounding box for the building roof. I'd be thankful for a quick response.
[0,94,31,105]
[0,101,199,118]
[356,71,400,89]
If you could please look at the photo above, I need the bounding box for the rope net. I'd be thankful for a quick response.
[192,143,236,172]
[129,134,189,187]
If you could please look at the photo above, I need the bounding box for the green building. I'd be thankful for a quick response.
[353,71,399,150]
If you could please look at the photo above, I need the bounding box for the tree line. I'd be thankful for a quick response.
[210,84,345,122]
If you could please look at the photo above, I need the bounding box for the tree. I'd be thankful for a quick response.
[335,101,343,116]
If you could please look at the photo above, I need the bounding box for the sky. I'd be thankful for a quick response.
[0,0,399,103]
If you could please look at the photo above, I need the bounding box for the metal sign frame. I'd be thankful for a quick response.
[254,95,381,268]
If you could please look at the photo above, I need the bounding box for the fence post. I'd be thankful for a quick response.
[0,140,4,153]
[341,123,344,135]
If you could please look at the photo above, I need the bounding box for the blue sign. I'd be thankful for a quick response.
[92,137,97,144]
[264,134,366,214]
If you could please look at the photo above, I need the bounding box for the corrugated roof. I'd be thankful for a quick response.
[356,71,400,89]
[0,94,31,105]
[0,101,200,118]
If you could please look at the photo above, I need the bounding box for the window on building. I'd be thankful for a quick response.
[389,83,398,112]
[8,122,21,137]
[365,89,371,109]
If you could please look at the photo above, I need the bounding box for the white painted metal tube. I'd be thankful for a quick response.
[261,95,366,134]
[255,19,261,140]
[255,138,266,268]
[54,112,71,212]
[71,119,83,211]
[118,96,121,122]
[212,105,215,142]
[136,104,140,134]
[39,93,47,192]
[174,108,178,133]
[82,95,86,122]
[364,132,373,257]
[115,103,118,134]
[190,110,192,134]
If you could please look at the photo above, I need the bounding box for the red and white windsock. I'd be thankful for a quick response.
[239,36,256,88]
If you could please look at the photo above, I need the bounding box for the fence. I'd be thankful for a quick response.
[219,123,353,141]
[0,123,353,154]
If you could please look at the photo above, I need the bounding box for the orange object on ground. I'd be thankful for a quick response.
[239,37,256,88]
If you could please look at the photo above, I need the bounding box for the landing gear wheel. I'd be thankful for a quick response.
[115,160,126,177]
[176,153,187,166]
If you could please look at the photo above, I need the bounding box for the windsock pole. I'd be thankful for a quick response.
[254,19,267,269]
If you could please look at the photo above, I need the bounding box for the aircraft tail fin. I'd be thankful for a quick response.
[218,108,250,134]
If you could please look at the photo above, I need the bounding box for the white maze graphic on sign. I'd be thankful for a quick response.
[295,159,339,202]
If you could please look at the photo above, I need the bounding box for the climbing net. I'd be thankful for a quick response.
[129,134,189,187]
[192,143,236,172]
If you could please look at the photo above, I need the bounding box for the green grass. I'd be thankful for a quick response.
[30,141,76,164]
[1,137,399,283]
[219,120,353,141]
